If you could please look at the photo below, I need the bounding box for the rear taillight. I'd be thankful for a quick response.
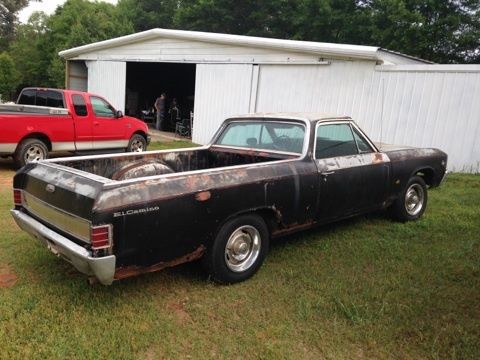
[13,189,23,206]
[90,225,112,250]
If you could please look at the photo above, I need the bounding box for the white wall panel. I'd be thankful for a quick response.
[86,61,126,111]
[193,64,253,144]
[254,63,480,172]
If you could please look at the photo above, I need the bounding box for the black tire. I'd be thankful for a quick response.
[391,175,428,222]
[13,138,48,168]
[203,214,269,284]
[127,134,147,152]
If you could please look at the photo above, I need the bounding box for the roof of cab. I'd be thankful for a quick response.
[228,112,352,123]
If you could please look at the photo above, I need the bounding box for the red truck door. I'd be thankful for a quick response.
[69,94,93,150]
[89,96,126,150]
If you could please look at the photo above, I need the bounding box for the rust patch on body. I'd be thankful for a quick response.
[111,245,206,282]
[271,220,314,237]
[195,191,211,201]
[373,153,384,163]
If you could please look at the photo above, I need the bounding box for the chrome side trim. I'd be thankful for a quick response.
[23,192,91,243]
[11,210,115,285]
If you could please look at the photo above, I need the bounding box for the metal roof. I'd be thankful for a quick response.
[59,28,417,63]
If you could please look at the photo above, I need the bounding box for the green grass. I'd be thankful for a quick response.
[148,140,197,151]
[0,155,478,359]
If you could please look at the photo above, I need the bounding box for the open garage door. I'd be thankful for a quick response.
[126,62,196,131]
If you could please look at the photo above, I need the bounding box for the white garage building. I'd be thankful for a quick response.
[59,29,480,172]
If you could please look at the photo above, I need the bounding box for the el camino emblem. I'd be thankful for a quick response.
[113,206,160,218]
[45,184,56,193]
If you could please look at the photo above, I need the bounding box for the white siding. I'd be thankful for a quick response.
[253,63,480,172]
[86,61,126,111]
[193,64,254,144]
[372,66,480,173]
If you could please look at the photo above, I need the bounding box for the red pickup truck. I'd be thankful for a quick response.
[0,88,150,167]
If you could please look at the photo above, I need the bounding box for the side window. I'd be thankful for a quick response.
[90,96,115,118]
[47,90,64,108]
[352,127,373,153]
[315,123,358,159]
[17,89,35,105]
[72,95,88,116]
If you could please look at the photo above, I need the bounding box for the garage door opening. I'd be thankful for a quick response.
[125,62,196,132]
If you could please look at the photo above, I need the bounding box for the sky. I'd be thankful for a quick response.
[19,0,118,23]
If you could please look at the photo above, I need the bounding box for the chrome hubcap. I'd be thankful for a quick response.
[405,183,424,216]
[225,225,261,272]
[131,140,144,152]
[24,145,45,163]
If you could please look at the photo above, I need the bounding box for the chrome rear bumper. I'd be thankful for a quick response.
[11,209,116,285]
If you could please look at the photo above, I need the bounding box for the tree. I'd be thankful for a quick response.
[0,0,40,51]
[367,0,480,63]
[0,52,20,101]
[117,0,178,31]
[43,0,134,86]
[8,11,50,88]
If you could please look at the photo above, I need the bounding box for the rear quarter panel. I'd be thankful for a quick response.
[385,148,447,200]
[93,158,317,267]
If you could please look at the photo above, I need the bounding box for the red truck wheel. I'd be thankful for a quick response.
[127,134,147,152]
[14,138,48,168]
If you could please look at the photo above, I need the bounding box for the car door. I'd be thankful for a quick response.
[70,94,93,150]
[314,121,390,223]
[89,96,126,149]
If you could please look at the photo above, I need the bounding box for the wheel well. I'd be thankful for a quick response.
[132,131,147,141]
[217,208,280,238]
[415,168,434,187]
[19,133,52,151]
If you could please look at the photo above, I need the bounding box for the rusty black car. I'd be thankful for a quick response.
[11,113,448,285]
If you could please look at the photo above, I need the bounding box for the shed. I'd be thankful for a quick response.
[60,29,480,172]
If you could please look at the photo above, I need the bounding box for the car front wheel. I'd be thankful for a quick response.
[392,175,428,222]
[203,214,269,284]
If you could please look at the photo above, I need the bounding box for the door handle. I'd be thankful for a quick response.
[93,122,100,126]
[321,171,335,176]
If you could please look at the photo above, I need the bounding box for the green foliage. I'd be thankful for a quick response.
[368,0,480,63]
[0,52,20,101]
[43,0,134,87]
[2,0,480,92]
[117,0,178,31]
[8,12,51,88]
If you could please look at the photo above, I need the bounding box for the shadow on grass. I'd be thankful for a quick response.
[268,210,389,253]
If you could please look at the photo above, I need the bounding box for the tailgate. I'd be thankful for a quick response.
[13,162,108,245]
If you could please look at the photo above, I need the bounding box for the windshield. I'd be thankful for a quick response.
[215,121,305,154]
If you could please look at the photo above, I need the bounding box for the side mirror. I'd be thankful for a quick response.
[115,110,123,118]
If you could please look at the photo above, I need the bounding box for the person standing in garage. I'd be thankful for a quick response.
[154,93,166,130]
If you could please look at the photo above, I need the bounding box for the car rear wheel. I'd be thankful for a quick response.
[203,214,269,284]
[127,134,147,152]
[14,138,48,168]
[391,175,428,222]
